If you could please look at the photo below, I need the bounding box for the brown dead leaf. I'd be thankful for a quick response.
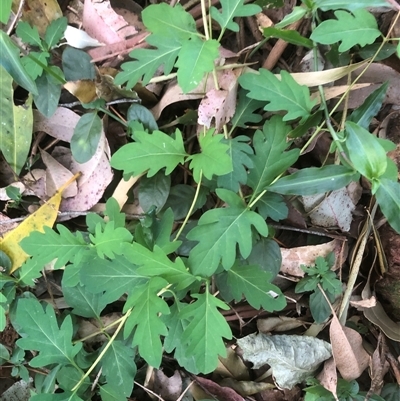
[368,334,389,397]
[280,239,344,277]
[330,314,370,381]
[192,376,244,401]
[64,80,97,104]
[317,357,338,401]
[257,316,306,333]
[152,370,182,401]
[219,377,274,396]
[216,346,250,380]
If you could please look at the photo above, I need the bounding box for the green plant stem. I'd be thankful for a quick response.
[174,170,203,241]
[98,106,128,127]
[201,0,210,40]
[72,308,132,392]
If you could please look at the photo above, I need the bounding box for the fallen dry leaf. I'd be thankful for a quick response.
[317,357,338,401]
[330,314,370,381]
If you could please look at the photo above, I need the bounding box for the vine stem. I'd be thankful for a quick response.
[71,308,132,392]
[173,170,203,241]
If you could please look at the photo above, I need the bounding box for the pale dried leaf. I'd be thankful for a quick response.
[257,317,306,333]
[219,377,274,396]
[237,333,331,389]
[152,370,182,401]
[330,314,370,380]
[216,346,250,380]
[194,376,244,401]
[317,357,338,401]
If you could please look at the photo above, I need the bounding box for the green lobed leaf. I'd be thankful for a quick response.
[139,172,171,213]
[345,121,387,180]
[309,287,334,323]
[267,165,360,195]
[127,103,158,132]
[71,112,102,163]
[20,225,88,269]
[62,284,107,319]
[99,385,122,401]
[0,31,38,95]
[142,3,198,41]
[314,0,389,11]
[0,66,33,174]
[45,17,68,49]
[104,197,126,228]
[310,9,381,52]
[79,254,148,305]
[248,237,282,278]
[115,35,181,89]
[111,128,188,177]
[12,297,82,367]
[211,0,261,33]
[248,116,300,198]
[124,242,197,290]
[124,277,170,368]
[0,0,12,24]
[100,341,136,397]
[16,21,42,48]
[230,89,264,129]
[56,365,90,394]
[187,128,232,183]
[375,179,400,234]
[239,70,316,122]
[217,136,254,192]
[263,27,313,48]
[255,192,288,221]
[162,301,199,373]
[216,262,286,311]
[21,51,49,81]
[176,37,220,93]
[90,221,133,259]
[33,66,62,118]
[187,189,268,276]
[179,289,232,373]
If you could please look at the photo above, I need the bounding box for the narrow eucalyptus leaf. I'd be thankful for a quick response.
[263,27,313,48]
[375,179,400,234]
[268,165,359,195]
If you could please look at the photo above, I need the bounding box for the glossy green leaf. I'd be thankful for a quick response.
[124,277,170,368]
[139,172,171,213]
[216,262,286,311]
[267,165,359,195]
[314,0,389,11]
[176,37,220,93]
[12,297,82,367]
[248,116,300,197]
[0,31,38,95]
[45,17,68,49]
[239,69,316,122]
[115,35,181,89]
[62,47,96,81]
[217,136,254,192]
[310,9,380,52]
[263,27,313,48]
[71,112,102,163]
[125,243,197,290]
[211,0,261,33]
[142,3,198,41]
[187,128,232,183]
[187,189,268,276]
[80,254,148,305]
[100,341,136,398]
[0,66,33,174]
[345,121,387,180]
[16,21,42,48]
[127,103,158,132]
[0,0,12,24]
[33,67,62,117]
[179,289,232,373]
[20,225,88,269]
[375,179,400,234]
[111,128,187,177]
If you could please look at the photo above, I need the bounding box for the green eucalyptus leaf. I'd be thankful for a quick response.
[71,112,102,163]
[0,31,38,95]
[263,27,313,48]
[375,179,400,233]
[275,6,307,29]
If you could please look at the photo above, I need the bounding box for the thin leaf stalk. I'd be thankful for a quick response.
[173,170,203,241]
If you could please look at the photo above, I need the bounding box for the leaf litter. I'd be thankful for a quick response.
[1,0,400,400]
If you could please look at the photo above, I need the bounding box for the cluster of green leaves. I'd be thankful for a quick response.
[295,253,342,323]
[304,378,383,401]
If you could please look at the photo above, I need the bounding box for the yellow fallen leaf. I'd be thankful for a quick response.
[1,173,80,274]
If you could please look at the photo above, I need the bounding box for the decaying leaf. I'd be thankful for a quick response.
[329,314,370,381]
[237,333,331,389]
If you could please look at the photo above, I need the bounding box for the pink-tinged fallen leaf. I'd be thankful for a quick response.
[40,149,77,199]
[257,316,306,333]
[198,69,239,131]
[193,376,245,401]
[280,239,344,277]
[317,357,338,401]
[22,169,47,199]
[330,314,370,381]
[368,334,389,396]
[152,370,182,401]
[350,295,377,309]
